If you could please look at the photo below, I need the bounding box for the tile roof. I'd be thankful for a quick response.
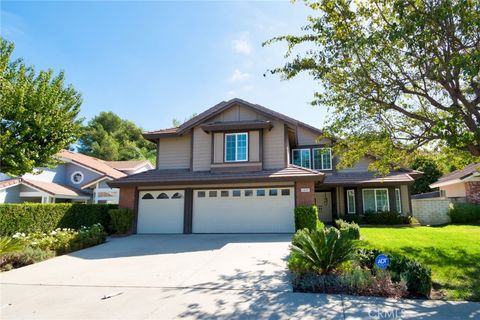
[0,178,22,190]
[104,160,153,171]
[57,150,126,179]
[323,171,415,185]
[22,179,91,197]
[108,165,325,187]
[431,162,480,187]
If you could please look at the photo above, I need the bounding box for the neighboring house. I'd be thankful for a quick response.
[110,98,421,234]
[430,162,480,204]
[0,150,152,204]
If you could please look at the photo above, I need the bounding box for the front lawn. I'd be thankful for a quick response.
[359,225,480,301]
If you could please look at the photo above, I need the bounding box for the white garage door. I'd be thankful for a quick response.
[137,190,184,234]
[192,187,295,233]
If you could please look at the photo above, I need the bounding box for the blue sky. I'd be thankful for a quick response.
[1,1,328,131]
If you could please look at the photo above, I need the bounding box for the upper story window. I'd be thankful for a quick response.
[225,132,248,162]
[71,171,84,184]
[292,149,311,168]
[313,148,332,170]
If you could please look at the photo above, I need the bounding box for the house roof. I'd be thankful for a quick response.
[57,150,126,179]
[104,160,153,171]
[108,165,325,187]
[323,171,416,186]
[0,178,22,190]
[430,162,480,188]
[5,178,90,198]
[143,98,324,141]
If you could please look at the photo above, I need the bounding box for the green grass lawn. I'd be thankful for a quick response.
[359,225,480,301]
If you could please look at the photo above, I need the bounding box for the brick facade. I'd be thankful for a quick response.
[119,186,136,210]
[295,181,315,207]
[465,181,480,204]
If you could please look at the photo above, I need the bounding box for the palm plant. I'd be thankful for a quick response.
[291,227,356,274]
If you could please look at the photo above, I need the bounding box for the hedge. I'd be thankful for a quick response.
[0,203,118,236]
[109,208,134,234]
[449,203,480,223]
[294,205,318,231]
[344,212,417,225]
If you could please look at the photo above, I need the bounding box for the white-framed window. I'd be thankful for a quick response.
[292,148,311,168]
[71,171,84,184]
[362,188,390,212]
[313,148,332,170]
[395,188,402,213]
[225,132,248,162]
[347,189,356,213]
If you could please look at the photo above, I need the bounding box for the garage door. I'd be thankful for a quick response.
[192,187,295,233]
[137,190,184,234]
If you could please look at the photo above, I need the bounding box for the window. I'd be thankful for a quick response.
[347,189,356,214]
[172,192,183,199]
[157,193,169,199]
[71,171,84,184]
[225,133,248,162]
[269,189,278,196]
[256,189,265,197]
[292,149,311,168]
[141,193,154,200]
[281,189,290,196]
[362,189,390,212]
[209,191,217,198]
[221,190,229,197]
[244,189,253,197]
[313,148,332,170]
[395,188,402,213]
[197,191,206,198]
[232,190,241,197]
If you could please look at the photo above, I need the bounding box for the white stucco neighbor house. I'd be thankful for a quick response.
[0,150,153,204]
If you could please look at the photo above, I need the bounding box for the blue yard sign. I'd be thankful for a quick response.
[375,254,390,270]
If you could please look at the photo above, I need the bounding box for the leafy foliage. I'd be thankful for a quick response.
[0,37,82,176]
[344,212,417,225]
[109,208,133,234]
[265,0,480,174]
[0,236,24,255]
[409,156,443,194]
[334,219,360,240]
[294,205,318,231]
[78,111,155,163]
[290,227,356,274]
[0,203,117,236]
[449,203,480,223]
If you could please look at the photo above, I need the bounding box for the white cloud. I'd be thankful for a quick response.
[232,33,252,55]
[229,69,251,82]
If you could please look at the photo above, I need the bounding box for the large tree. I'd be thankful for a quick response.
[0,38,82,176]
[78,111,155,163]
[265,0,480,173]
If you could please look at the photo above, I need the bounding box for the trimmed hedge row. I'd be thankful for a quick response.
[0,204,118,235]
[344,212,417,225]
[449,203,480,223]
[294,205,318,231]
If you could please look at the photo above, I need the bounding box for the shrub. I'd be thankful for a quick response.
[109,208,133,234]
[0,204,117,236]
[356,248,432,297]
[316,220,325,230]
[294,205,318,231]
[344,212,416,225]
[0,236,24,255]
[449,203,480,223]
[334,219,361,240]
[344,214,364,224]
[290,227,356,274]
[0,247,55,271]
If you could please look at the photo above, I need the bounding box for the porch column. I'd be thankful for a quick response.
[94,182,99,204]
[295,181,315,207]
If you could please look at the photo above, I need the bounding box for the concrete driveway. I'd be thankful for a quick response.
[1,234,479,319]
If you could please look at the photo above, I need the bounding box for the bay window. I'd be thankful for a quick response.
[225,132,248,162]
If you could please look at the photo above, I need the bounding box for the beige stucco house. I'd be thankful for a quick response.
[430,162,480,204]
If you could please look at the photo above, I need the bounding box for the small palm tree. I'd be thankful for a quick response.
[291,227,356,274]
[0,236,24,255]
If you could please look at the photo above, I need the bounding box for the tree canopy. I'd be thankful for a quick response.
[0,38,82,176]
[409,156,443,194]
[265,0,480,173]
[78,111,156,164]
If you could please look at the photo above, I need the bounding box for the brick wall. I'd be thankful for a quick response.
[119,186,136,210]
[465,182,480,204]
[412,198,451,225]
[295,181,315,207]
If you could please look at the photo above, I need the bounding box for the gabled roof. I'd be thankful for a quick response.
[143,98,324,141]
[57,150,126,179]
[22,179,91,198]
[104,160,154,171]
[0,178,22,190]
[430,163,480,188]
[108,165,325,187]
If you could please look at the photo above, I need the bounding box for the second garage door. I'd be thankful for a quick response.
[192,187,295,233]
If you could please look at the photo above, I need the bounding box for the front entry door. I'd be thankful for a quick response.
[315,192,333,222]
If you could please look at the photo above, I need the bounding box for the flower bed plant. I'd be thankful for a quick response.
[0,224,107,271]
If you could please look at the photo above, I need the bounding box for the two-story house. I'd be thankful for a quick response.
[0,150,153,204]
[110,98,421,234]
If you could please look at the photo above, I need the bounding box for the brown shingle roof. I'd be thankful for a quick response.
[22,179,91,197]
[57,150,126,179]
[104,160,153,171]
[431,162,480,187]
[323,171,415,186]
[108,165,325,187]
[0,178,21,190]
